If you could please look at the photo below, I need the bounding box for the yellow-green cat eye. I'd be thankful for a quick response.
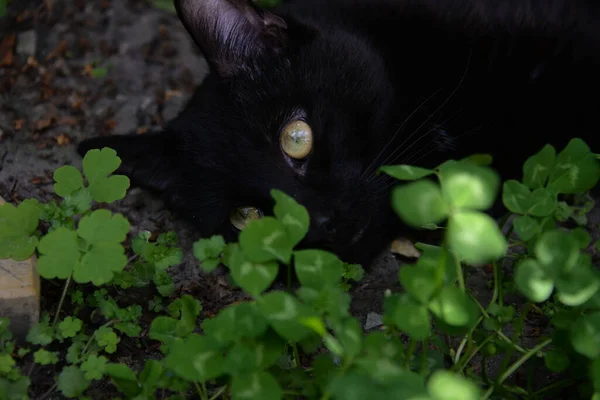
[230,206,263,230]
[280,120,313,159]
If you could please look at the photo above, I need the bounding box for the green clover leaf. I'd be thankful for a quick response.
[389,293,431,340]
[0,199,40,260]
[447,211,507,265]
[514,258,554,302]
[522,144,555,189]
[164,334,225,382]
[379,165,435,181]
[392,180,449,228]
[259,291,314,342]
[240,217,293,263]
[293,249,343,289]
[548,138,600,194]
[228,244,278,298]
[513,215,541,241]
[428,370,480,400]
[502,180,531,214]
[82,147,130,203]
[271,189,310,246]
[570,312,600,359]
[428,286,479,328]
[439,162,500,210]
[231,371,283,400]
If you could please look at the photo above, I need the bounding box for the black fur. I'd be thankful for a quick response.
[78,0,600,267]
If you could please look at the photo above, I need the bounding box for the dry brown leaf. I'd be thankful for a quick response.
[58,117,78,126]
[34,119,53,132]
[136,126,149,135]
[55,133,71,146]
[104,119,117,131]
[13,119,25,130]
[390,238,421,258]
[0,33,16,67]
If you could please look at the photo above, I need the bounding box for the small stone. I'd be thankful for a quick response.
[0,196,40,342]
[364,312,383,330]
[16,30,37,57]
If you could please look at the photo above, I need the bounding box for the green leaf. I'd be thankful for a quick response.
[37,227,80,280]
[231,302,269,338]
[460,153,493,166]
[548,138,600,193]
[428,286,479,328]
[271,189,310,246]
[427,370,480,400]
[231,371,283,400]
[259,291,313,342]
[26,321,54,345]
[0,200,40,260]
[53,166,84,198]
[398,263,438,304]
[502,180,531,214]
[77,210,130,245]
[544,349,570,372]
[82,147,130,203]
[76,243,128,285]
[95,326,120,353]
[392,180,449,228]
[555,255,600,307]
[335,318,363,359]
[513,215,541,241]
[570,313,600,359]
[164,334,225,382]
[447,211,507,265]
[572,227,592,249]
[535,230,579,276]
[58,366,90,398]
[58,317,83,338]
[294,249,343,289]
[228,244,278,297]
[390,293,431,340]
[522,144,555,189]
[528,188,557,217]
[193,235,225,272]
[440,162,500,210]
[33,349,58,365]
[514,259,554,303]
[104,363,140,397]
[240,217,293,263]
[81,354,107,381]
[379,165,434,181]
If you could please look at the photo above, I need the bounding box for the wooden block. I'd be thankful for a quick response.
[0,196,40,341]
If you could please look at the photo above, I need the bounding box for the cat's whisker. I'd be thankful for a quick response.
[360,88,442,181]
[373,51,472,175]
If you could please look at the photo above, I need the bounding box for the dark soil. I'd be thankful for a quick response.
[1,1,599,399]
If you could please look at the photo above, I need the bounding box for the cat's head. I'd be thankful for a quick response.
[78,0,407,266]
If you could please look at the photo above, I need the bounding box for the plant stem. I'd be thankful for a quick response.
[292,342,301,368]
[490,262,499,306]
[36,382,58,400]
[453,250,466,292]
[420,338,429,375]
[208,386,227,400]
[194,381,208,400]
[456,335,493,373]
[52,273,72,328]
[287,263,292,293]
[469,295,526,353]
[404,338,417,369]
[481,338,551,400]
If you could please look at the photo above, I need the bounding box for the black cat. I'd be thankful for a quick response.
[78,0,600,267]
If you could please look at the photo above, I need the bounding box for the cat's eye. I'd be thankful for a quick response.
[280,120,313,159]
[230,206,263,230]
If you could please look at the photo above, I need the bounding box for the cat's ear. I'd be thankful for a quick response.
[76,133,180,192]
[174,0,288,76]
